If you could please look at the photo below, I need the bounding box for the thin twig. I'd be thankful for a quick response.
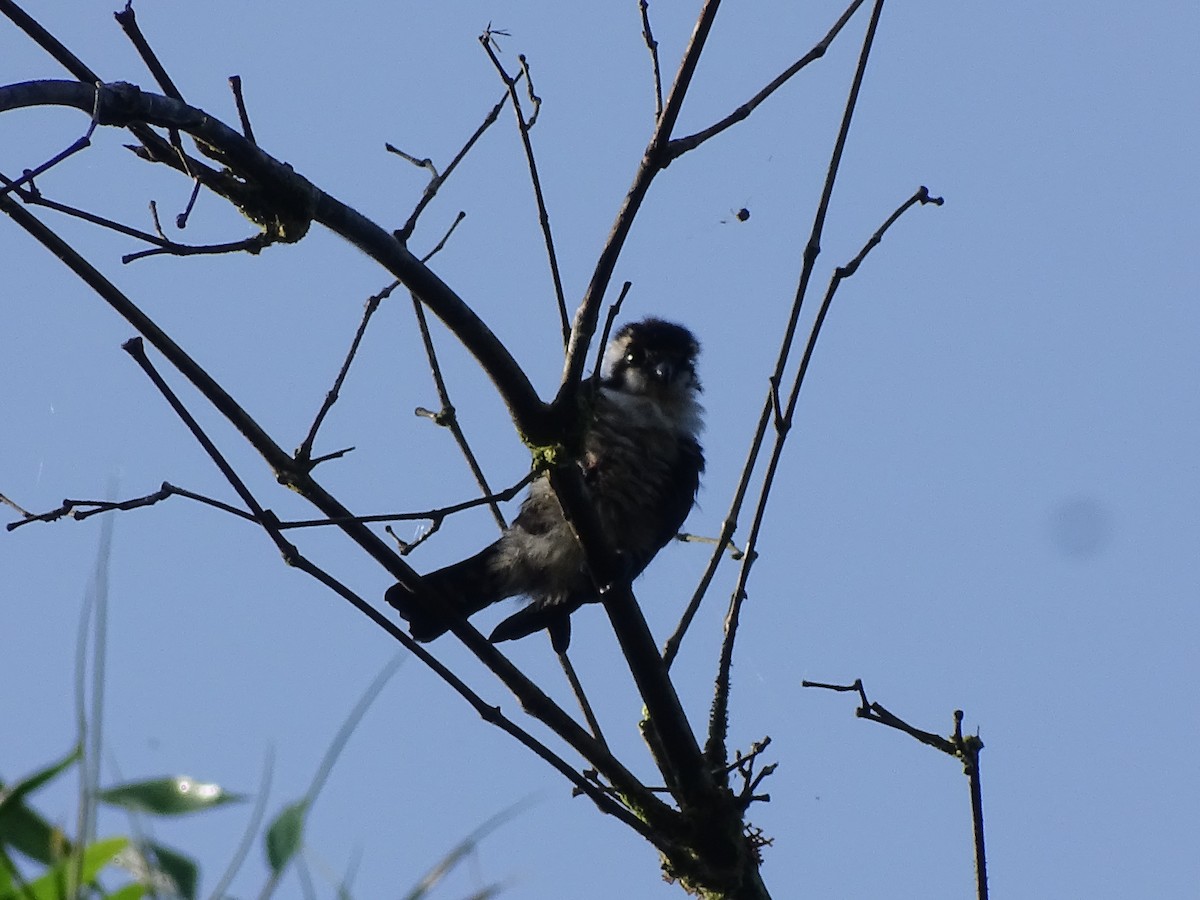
[517,55,542,128]
[411,297,507,530]
[551,0,723,421]
[0,492,33,517]
[420,211,466,263]
[1,0,230,205]
[665,0,868,162]
[122,232,270,263]
[113,2,184,102]
[674,531,745,560]
[5,482,253,531]
[296,285,393,467]
[803,679,987,899]
[705,0,891,775]
[0,86,101,199]
[1,168,271,262]
[638,1,664,120]
[228,75,256,143]
[479,32,569,346]
[113,3,206,224]
[591,281,632,381]
[558,651,608,747]
[174,175,201,229]
[393,88,512,244]
[117,336,668,845]
[1,79,555,442]
[664,3,879,671]
[385,143,438,179]
[1,195,678,840]
[727,737,775,809]
[287,472,531,530]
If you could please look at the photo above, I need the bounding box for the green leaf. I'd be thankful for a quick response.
[0,745,82,816]
[264,799,308,873]
[0,795,72,866]
[97,776,245,815]
[144,841,198,900]
[0,745,83,863]
[3,836,129,900]
[106,884,147,900]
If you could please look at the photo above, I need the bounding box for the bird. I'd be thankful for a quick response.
[385,317,705,653]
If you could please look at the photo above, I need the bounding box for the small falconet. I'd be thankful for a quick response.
[386,317,705,651]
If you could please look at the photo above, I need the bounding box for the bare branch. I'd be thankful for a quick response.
[0,79,554,440]
[705,0,892,775]
[517,55,542,128]
[295,285,392,468]
[546,464,715,810]
[385,143,439,180]
[5,482,254,531]
[479,36,569,345]
[0,168,268,261]
[282,472,531,530]
[173,175,202,229]
[804,679,988,898]
[0,87,101,199]
[0,492,34,518]
[2,0,230,202]
[412,293,508,531]
[591,281,632,382]
[552,0,723,422]
[393,88,510,244]
[665,0,868,162]
[638,1,664,121]
[674,531,746,560]
[114,2,184,102]
[420,210,466,263]
[227,75,256,143]
[120,232,270,263]
[558,650,608,747]
[1,193,679,840]
[726,736,775,809]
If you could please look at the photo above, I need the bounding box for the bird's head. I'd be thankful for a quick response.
[601,318,702,402]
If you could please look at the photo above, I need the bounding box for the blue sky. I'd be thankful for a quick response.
[3,2,1198,897]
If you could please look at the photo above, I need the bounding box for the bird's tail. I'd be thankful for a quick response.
[385,543,505,642]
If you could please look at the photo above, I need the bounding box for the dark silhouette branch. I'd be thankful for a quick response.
[227,75,256,143]
[0,168,272,262]
[708,186,942,768]
[638,1,664,121]
[704,0,890,775]
[803,679,987,900]
[664,0,869,162]
[296,286,390,469]
[392,88,511,244]
[0,193,681,844]
[0,78,555,443]
[551,0,725,422]
[4,482,253,530]
[546,465,714,810]
[114,2,184,103]
[411,291,508,531]
[590,281,632,381]
[124,339,652,837]
[479,33,569,345]
[666,0,884,672]
[557,650,608,748]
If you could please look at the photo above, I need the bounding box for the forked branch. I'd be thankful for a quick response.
[803,679,988,900]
